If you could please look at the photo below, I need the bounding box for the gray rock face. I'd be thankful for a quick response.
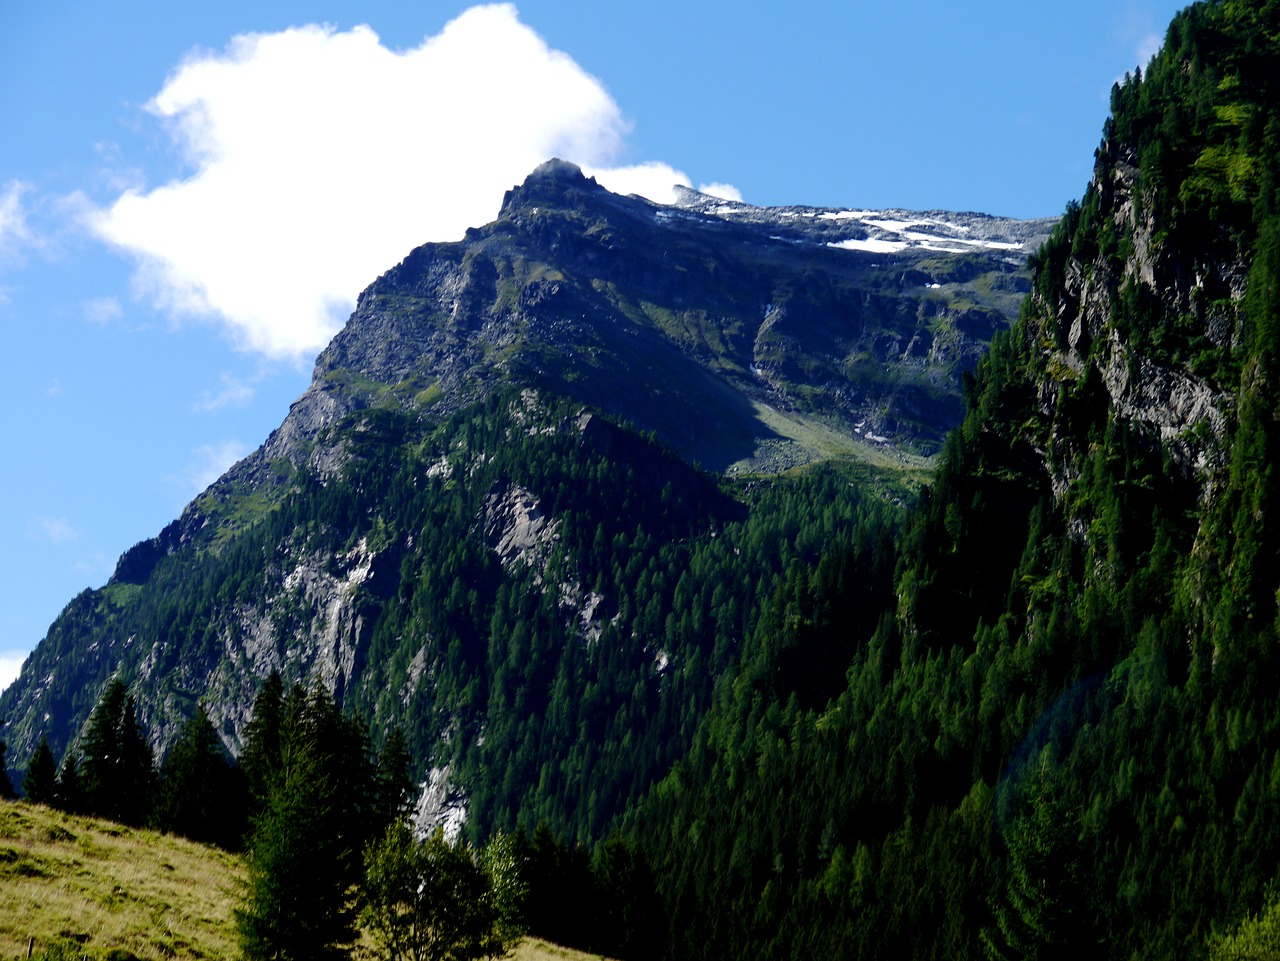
[1030,146,1241,512]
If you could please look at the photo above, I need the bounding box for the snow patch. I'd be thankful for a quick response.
[828,238,909,254]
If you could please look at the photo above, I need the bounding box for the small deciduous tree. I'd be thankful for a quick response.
[361,821,521,961]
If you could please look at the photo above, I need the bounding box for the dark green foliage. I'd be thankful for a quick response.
[237,737,353,961]
[22,735,57,805]
[239,669,284,813]
[600,6,1280,960]
[156,704,244,848]
[983,756,1096,961]
[78,678,154,826]
[0,739,14,799]
[54,750,81,814]
[237,676,401,960]
[375,727,415,827]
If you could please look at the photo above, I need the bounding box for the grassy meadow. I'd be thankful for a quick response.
[0,801,618,961]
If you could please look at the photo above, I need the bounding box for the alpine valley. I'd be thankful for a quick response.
[7,1,1280,958]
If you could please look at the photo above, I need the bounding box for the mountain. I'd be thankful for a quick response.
[627,2,1280,959]
[0,162,1048,824]
[14,1,1280,956]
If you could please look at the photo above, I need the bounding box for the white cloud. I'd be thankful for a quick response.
[194,372,254,412]
[698,182,744,203]
[29,516,81,546]
[91,5,729,361]
[0,651,26,694]
[0,181,34,264]
[1135,31,1163,68]
[83,296,124,325]
[184,440,250,494]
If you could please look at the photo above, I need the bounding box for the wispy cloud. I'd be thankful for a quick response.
[194,372,255,412]
[0,181,35,265]
[29,516,81,546]
[89,4,732,361]
[83,295,124,325]
[1134,31,1164,68]
[182,440,250,494]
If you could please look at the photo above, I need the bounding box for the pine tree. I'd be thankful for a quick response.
[157,703,244,848]
[983,756,1095,961]
[0,739,14,799]
[22,735,57,805]
[236,737,354,961]
[79,678,155,825]
[375,726,415,830]
[240,670,285,812]
[55,750,81,813]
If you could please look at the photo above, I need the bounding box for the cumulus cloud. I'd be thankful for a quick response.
[698,182,745,203]
[0,651,25,694]
[91,4,732,360]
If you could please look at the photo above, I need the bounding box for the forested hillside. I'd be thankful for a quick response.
[620,2,1280,958]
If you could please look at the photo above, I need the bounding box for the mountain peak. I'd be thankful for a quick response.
[499,158,602,215]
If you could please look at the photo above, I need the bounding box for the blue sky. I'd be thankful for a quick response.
[0,0,1187,690]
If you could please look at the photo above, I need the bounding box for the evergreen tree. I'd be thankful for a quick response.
[375,726,415,830]
[0,739,14,799]
[240,670,285,812]
[157,703,244,848]
[22,735,57,805]
[55,750,81,814]
[79,678,155,825]
[983,757,1095,961]
[236,737,354,961]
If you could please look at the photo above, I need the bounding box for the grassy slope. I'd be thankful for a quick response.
[0,802,243,960]
[0,801,620,961]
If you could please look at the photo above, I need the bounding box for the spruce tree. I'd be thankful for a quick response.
[375,726,415,830]
[236,732,354,961]
[983,756,1095,961]
[0,739,14,799]
[55,750,81,813]
[22,735,57,805]
[157,703,244,848]
[79,678,155,825]
[240,669,285,812]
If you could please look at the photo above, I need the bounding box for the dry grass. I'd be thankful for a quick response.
[0,801,244,960]
[0,803,619,961]
[511,937,617,961]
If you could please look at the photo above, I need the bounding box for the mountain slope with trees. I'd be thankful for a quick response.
[617,2,1280,958]
[1,135,1040,841]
